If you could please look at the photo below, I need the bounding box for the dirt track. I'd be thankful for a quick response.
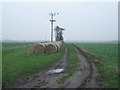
[74,46,105,88]
[9,48,68,88]
[7,45,104,88]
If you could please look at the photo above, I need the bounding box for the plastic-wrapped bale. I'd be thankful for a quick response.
[33,43,46,54]
[46,42,58,53]
[54,41,62,51]
[46,41,62,53]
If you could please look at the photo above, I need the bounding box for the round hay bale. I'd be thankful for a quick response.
[33,43,46,54]
[46,43,58,53]
[54,41,62,51]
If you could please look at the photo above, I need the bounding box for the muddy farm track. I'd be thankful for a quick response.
[6,45,104,89]
[73,45,105,88]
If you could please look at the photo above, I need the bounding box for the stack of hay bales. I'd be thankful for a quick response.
[33,41,63,54]
[45,42,57,53]
[46,41,62,53]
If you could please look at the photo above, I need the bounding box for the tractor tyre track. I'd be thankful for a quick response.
[6,45,105,89]
[73,45,105,88]
[8,48,68,88]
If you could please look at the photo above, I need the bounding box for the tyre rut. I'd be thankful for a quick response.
[73,45,105,88]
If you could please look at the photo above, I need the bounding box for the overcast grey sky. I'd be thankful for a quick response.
[2,2,118,41]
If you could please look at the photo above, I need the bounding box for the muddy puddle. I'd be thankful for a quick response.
[48,69,65,74]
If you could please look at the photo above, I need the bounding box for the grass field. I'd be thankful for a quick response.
[2,43,66,86]
[75,43,118,88]
[2,42,118,88]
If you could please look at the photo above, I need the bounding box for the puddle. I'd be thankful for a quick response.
[48,69,64,74]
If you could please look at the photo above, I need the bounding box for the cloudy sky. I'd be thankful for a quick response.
[1,2,118,41]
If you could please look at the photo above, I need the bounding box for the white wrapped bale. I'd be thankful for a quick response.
[54,41,62,51]
[46,42,58,53]
[46,41,63,53]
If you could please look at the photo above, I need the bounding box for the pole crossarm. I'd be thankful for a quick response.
[50,20,56,22]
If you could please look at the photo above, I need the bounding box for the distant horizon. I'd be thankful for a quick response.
[2,39,119,42]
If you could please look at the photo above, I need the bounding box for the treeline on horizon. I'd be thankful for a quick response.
[1,40,119,43]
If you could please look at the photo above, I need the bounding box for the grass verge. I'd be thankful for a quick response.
[57,44,80,84]
[2,43,66,86]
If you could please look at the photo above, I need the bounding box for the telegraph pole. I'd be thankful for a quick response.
[49,12,58,42]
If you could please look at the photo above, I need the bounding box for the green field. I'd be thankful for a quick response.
[2,42,118,88]
[2,43,65,86]
[75,43,118,88]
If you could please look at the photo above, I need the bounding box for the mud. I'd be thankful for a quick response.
[73,45,105,88]
[5,45,105,88]
[9,48,68,88]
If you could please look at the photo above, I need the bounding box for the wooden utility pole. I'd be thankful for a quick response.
[49,12,58,42]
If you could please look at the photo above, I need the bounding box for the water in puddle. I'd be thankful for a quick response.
[48,69,64,74]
